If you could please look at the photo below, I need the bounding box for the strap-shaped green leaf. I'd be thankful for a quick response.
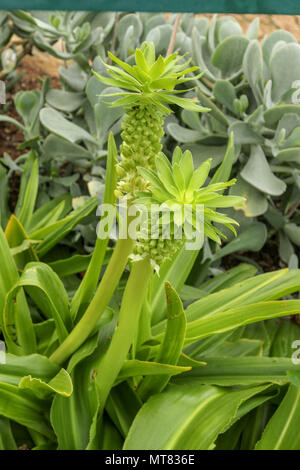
[31,197,97,257]
[5,215,38,270]
[117,360,190,384]
[0,352,72,399]
[0,164,10,230]
[71,133,117,319]
[28,194,71,233]
[4,262,72,344]
[153,269,300,337]
[184,300,300,343]
[19,368,73,399]
[0,226,19,325]
[151,244,199,324]
[138,282,188,400]
[256,385,300,450]
[174,356,300,386]
[0,418,17,450]
[0,382,54,439]
[124,382,270,450]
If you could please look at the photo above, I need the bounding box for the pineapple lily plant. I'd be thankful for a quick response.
[55,42,244,409]
[92,42,242,269]
[1,39,300,451]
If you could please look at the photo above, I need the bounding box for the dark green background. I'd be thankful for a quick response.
[0,0,299,14]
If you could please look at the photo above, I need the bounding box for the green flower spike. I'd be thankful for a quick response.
[132,147,245,268]
[93,42,210,199]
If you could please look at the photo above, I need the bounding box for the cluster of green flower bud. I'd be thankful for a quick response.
[133,233,184,266]
[130,215,183,266]
[114,105,164,199]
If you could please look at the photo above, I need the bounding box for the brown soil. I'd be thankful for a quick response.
[18,48,63,86]
[0,108,23,160]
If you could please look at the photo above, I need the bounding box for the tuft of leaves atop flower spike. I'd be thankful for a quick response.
[92,41,210,115]
[135,147,245,244]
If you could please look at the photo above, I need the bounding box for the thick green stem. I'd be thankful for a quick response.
[95,256,153,410]
[50,237,134,365]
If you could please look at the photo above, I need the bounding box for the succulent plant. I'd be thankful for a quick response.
[166,18,300,267]
[132,143,243,266]
[0,12,25,94]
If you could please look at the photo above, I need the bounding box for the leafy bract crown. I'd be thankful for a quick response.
[136,148,245,244]
[93,42,210,114]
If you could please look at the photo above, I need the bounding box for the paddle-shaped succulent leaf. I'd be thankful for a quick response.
[93,42,209,199]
